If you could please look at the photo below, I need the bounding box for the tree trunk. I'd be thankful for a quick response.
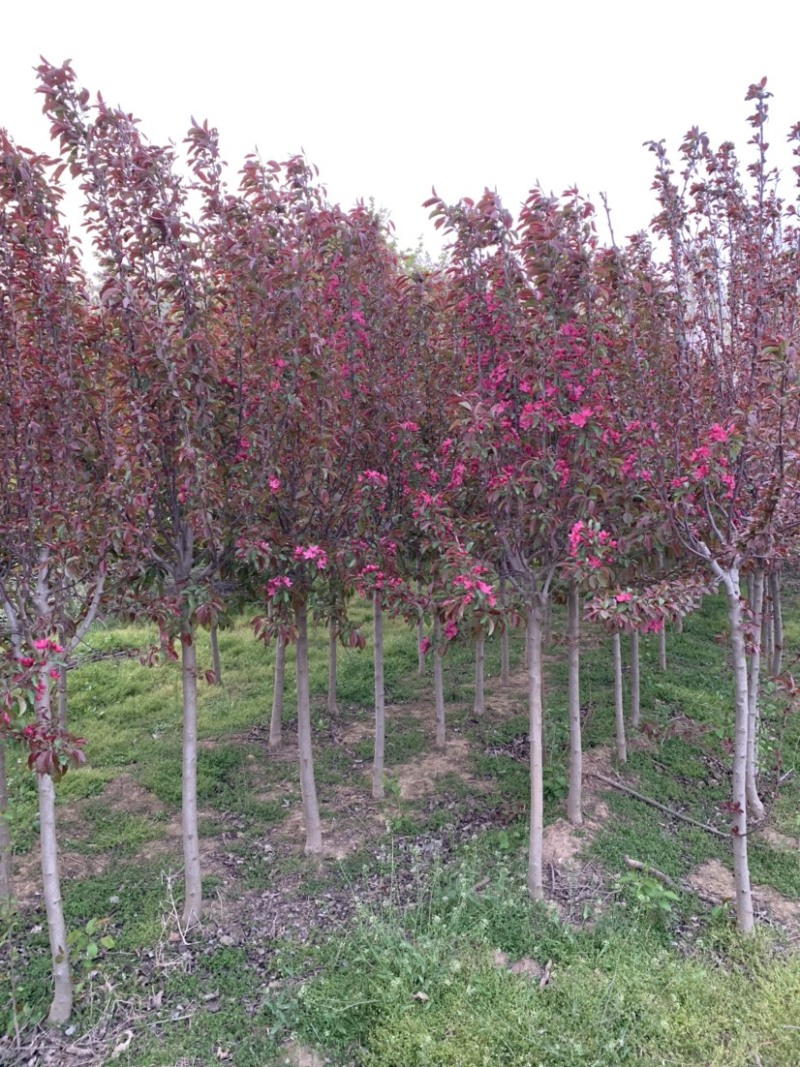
[327,620,338,716]
[566,582,582,826]
[57,663,68,731]
[417,611,426,676]
[433,615,446,749]
[719,568,755,934]
[630,630,640,730]
[770,569,783,678]
[473,631,485,715]
[657,550,667,671]
[526,598,545,900]
[761,589,773,674]
[499,577,510,685]
[0,738,13,909]
[296,601,323,854]
[613,632,627,764]
[543,597,553,647]
[35,672,72,1023]
[372,594,386,800]
[210,620,222,685]
[269,634,285,748]
[746,568,765,819]
[181,629,202,927]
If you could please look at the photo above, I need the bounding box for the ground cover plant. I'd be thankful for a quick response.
[2,589,800,1066]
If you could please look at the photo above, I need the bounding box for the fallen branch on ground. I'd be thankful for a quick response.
[588,771,729,838]
[623,855,679,889]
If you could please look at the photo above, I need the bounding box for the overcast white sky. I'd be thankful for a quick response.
[3,1,800,255]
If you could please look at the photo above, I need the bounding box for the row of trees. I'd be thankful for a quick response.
[2,66,800,1022]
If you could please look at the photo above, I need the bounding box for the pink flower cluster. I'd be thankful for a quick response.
[453,572,497,608]
[568,406,595,429]
[359,469,389,487]
[266,575,292,599]
[32,637,64,655]
[568,521,617,567]
[293,544,328,570]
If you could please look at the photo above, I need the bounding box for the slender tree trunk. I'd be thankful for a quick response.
[718,567,754,934]
[0,738,13,909]
[527,598,545,900]
[500,577,510,684]
[372,594,386,800]
[674,615,683,634]
[473,630,485,715]
[613,632,627,764]
[57,663,68,731]
[270,635,286,748]
[39,772,72,1023]
[433,615,446,749]
[761,589,773,674]
[417,611,426,676]
[566,582,582,826]
[327,620,338,716]
[296,601,323,854]
[209,620,222,685]
[500,626,510,686]
[657,550,667,672]
[542,597,552,647]
[746,568,765,819]
[35,672,72,1023]
[770,569,783,678]
[630,631,640,730]
[181,628,202,927]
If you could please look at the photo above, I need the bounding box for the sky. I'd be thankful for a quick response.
[3,1,800,257]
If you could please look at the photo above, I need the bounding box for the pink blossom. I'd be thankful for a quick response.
[587,556,602,569]
[266,576,292,598]
[615,591,633,603]
[293,544,328,570]
[268,476,281,492]
[568,406,594,429]
[444,620,458,641]
[568,521,585,556]
[708,423,730,443]
[361,469,388,487]
[419,637,432,655]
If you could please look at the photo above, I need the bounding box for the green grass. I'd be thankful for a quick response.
[4,590,800,1065]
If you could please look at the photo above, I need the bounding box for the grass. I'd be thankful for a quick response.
[3,590,800,1065]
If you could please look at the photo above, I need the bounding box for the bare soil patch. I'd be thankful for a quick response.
[393,736,475,800]
[687,859,800,940]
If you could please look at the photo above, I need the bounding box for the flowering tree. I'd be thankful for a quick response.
[38,62,243,926]
[420,187,625,897]
[0,130,118,1021]
[617,82,800,931]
